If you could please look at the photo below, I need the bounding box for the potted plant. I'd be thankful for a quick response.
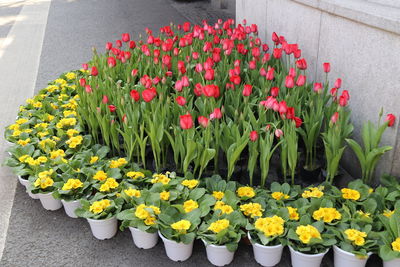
[157,205,201,261]
[75,198,123,240]
[378,211,400,267]
[197,211,246,266]
[117,189,160,249]
[29,168,63,210]
[246,207,288,267]
[287,219,336,267]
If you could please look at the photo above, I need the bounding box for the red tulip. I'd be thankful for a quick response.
[107,57,116,67]
[285,75,294,88]
[105,42,112,50]
[205,69,215,81]
[198,116,209,128]
[79,78,86,87]
[192,52,199,60]
[183,22,191,32]
[85,85,92,93]
[122,33,130,42]
[294,49,301,58]
[210,108,222,120]
[102,95,109,104]
[266,68,274,81]
[286,107,295,119]
[131,69,138,76]
[251,47,260,58]
[323,62,330,73]
[262,43,269,52]
[230,75,241,85]
[270,87,279,97]
[194,83,203,96]
[129,40,136,49]
[116,40,122,48]
[176,96,186,106]
[130,89,140,101]
[250,131,258,142]
[313,83,323,93]
[82,63,88,70]
[260,68,267,77]
[339,95,347,107]
[262,53,270,64]
[272,32,279,44]
[296,75,306,86]
[330,87,338,97]
[385,114,396,127]
[108,105,116,112]
[142,88,156,102]
[249,60,256,70]
[91,66,98,76]
[331,112,339,124]
[242,84,253,97]
[334,78,342,89]
[275,129,283,138]
[296,58,307,70]
[294,117,302,128]
[175,80,183,92]
[342,90,350,100]
[289,68,296,77]
[278,101,288,114]
[180,114,193,129]
[273,48,282,59]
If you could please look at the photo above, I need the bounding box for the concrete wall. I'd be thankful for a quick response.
[211,0,236,16]
[236,0,400,181]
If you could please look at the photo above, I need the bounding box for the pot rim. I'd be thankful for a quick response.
[333,245,373,257]
[247,231,283,249]
[61,199,80,204]
[289,245,328,257]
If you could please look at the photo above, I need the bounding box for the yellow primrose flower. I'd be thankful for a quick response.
[99,178,119,192]
[45,114,55,122]
[12,130,22,137]
[65,72,76,80]
[183,199,199,213]
[46,85,59,93]
[66,129,79,137]
[66,135,83,148]
[237,186,255,198]
[109,158,128,168]
[391,237,400,252]
[56,118,77,129]
[37,131,49,138]
[302,187,324,198]
[341,188,361,201]
[18,155,30,163]
[8,124,19,130]
[34,123,48,129]
[344,229,367,246]
[212,191,224,200]
[126,171,145,179]
[17,138,31,146]
[240,202,263,218]
[296,225,321,244]
[383,209,395,218]
[255,216,285,237]
[214,201,234,214]
[208,219,230,233]
[287,206,300,221]
[271,191,290,200]
[90,156,99,164]
[144,216,157,225]
[50,149,65,159]
[124,188,141,198]
[16,118,28,125]
[181,179,199,189]
[160,191,170,201]
[135,204,150,219]
[63,110,77,117]
[151,173,170,185]
[93,171,108,181]
[313,207,342,223]
[34,170,54,189]
[171,220,191,233]
[62,179,83,190]
[54,78,67,85]
[89,199,111,214]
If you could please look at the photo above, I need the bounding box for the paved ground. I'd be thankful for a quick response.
[0,0,383,266]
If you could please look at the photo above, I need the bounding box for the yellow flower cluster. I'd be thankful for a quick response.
[50,149,65,159]
[160,191,170,201]
[312,207,341,223]
[109,158,128,168]
[237,186,255,198]
[344,229,367,246]
[271,191,290,200]
[21,155,48,166]
[56,118,77,129]
[208,219,230,233]
[212,191,224,200]
[151,173,170,185]
[255,216,285,237]
[287,206,300,221]
[65,72,76,80]
[66,129,79,137]
[34,169,54,189]
[302,187,324,198]
[171,220,191,233]
[126,171,145,179]
[383,209,395,218]
[181,179,199,189]
[296,225,321,244]
[99,178,119,192]
[62,178,83,190]
[341,188,361,200]
[183,199,198,213]
[17,138,31,146]
[124,188,141,198]
[16,118,28,125]
[214,201,234,214]
[63,110,77,117]
[90,156,99,164]
[391,237,400,252]
[93,170,107,181]
[89,199,111,214]
[240,203,263,218]
[135,204,160,225]
[66,135,83,148]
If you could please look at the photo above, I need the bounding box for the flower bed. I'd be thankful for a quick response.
[4,19,400,266]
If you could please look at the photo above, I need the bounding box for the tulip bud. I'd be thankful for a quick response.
[323,62,331,73]
[270,87,279,97]
[285,75,294,88]
[122,33,130,42]
[331,112,339,124]
[289,68,296,77]
[242,84,253,97]
[79,78,86,87]
[176,96,186,106]
[108,105,116,112]
[210,108,222,120]
[130,89,140,101]
[385,114,396,127]
[294,117,302,128]
[296,75,306,87]
[179,114,193,129]
[339,96,347,107]
[85,85,92,93]
[334,78,342,89]
[105,42,113,50]
[275,129,283,138]
[91,66,98,76]
[198,116,209,128]
[82,63,88,70]
[313,83,323,94]
[102,95,109,104]
[250,131,259,142]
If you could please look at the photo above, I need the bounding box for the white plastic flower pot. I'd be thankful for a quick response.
[333,245,372,267]
[87,216,118,240]
[248,232,283,267]
[202,240,235,266]
[17,176,39,199]
[38,192,62,210]
[289,246,328,267]
[129,227,158,249]
[383,258,400,267]
[159,231,194,261]
[61,199,81,218]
